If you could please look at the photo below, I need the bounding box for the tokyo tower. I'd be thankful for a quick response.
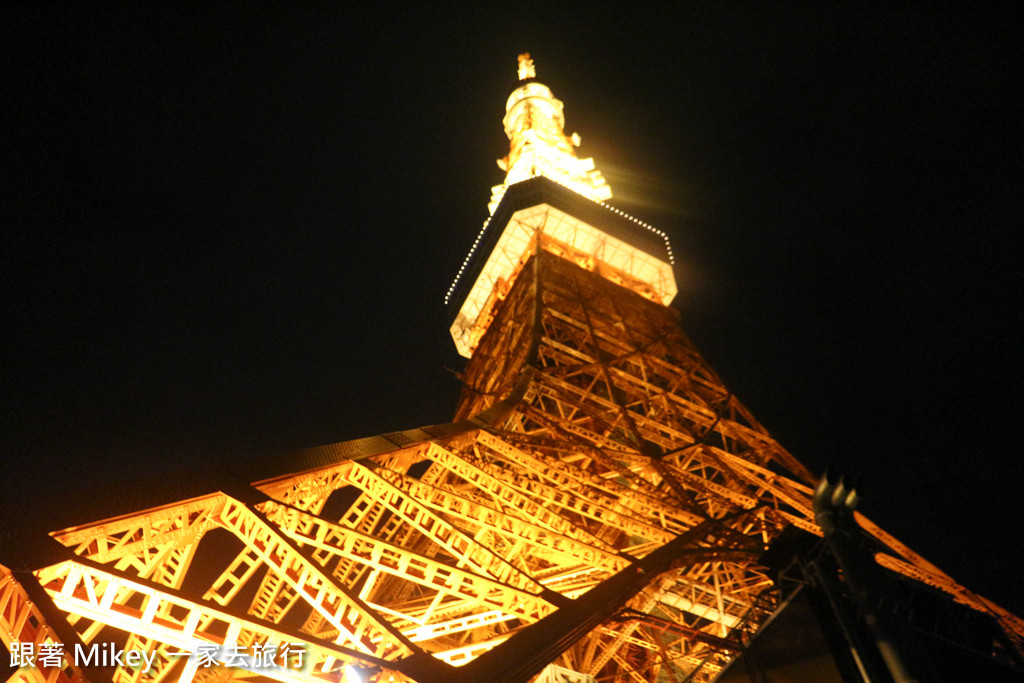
[3,53,1022,683]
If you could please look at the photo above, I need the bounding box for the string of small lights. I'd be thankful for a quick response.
[444,177,675,306]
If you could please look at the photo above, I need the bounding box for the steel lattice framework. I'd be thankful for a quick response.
[4,245,1023,683]
[4,55,1023,683]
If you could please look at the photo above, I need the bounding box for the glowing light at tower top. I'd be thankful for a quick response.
[448,54,677,358]
[488,54,612,214]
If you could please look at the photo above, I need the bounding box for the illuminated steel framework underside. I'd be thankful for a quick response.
[4,246,1023,683]
[5,55,1024,683]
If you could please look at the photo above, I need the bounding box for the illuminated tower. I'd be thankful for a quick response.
[2,54,1023,683]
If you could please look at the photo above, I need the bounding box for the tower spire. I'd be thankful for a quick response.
[489,53,612,214]
[516,51,536,80]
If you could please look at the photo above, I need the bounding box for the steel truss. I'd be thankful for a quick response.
[5,250,1022,683]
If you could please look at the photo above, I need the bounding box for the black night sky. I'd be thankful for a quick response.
[3,5,1022,617]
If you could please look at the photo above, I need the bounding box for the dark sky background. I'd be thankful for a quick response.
[3,6,1021,617]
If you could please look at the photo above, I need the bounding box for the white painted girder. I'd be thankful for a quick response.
[35,560,389,683]
[257,499,555,624]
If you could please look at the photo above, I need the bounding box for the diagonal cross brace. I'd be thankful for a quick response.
[392,516,758,683]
